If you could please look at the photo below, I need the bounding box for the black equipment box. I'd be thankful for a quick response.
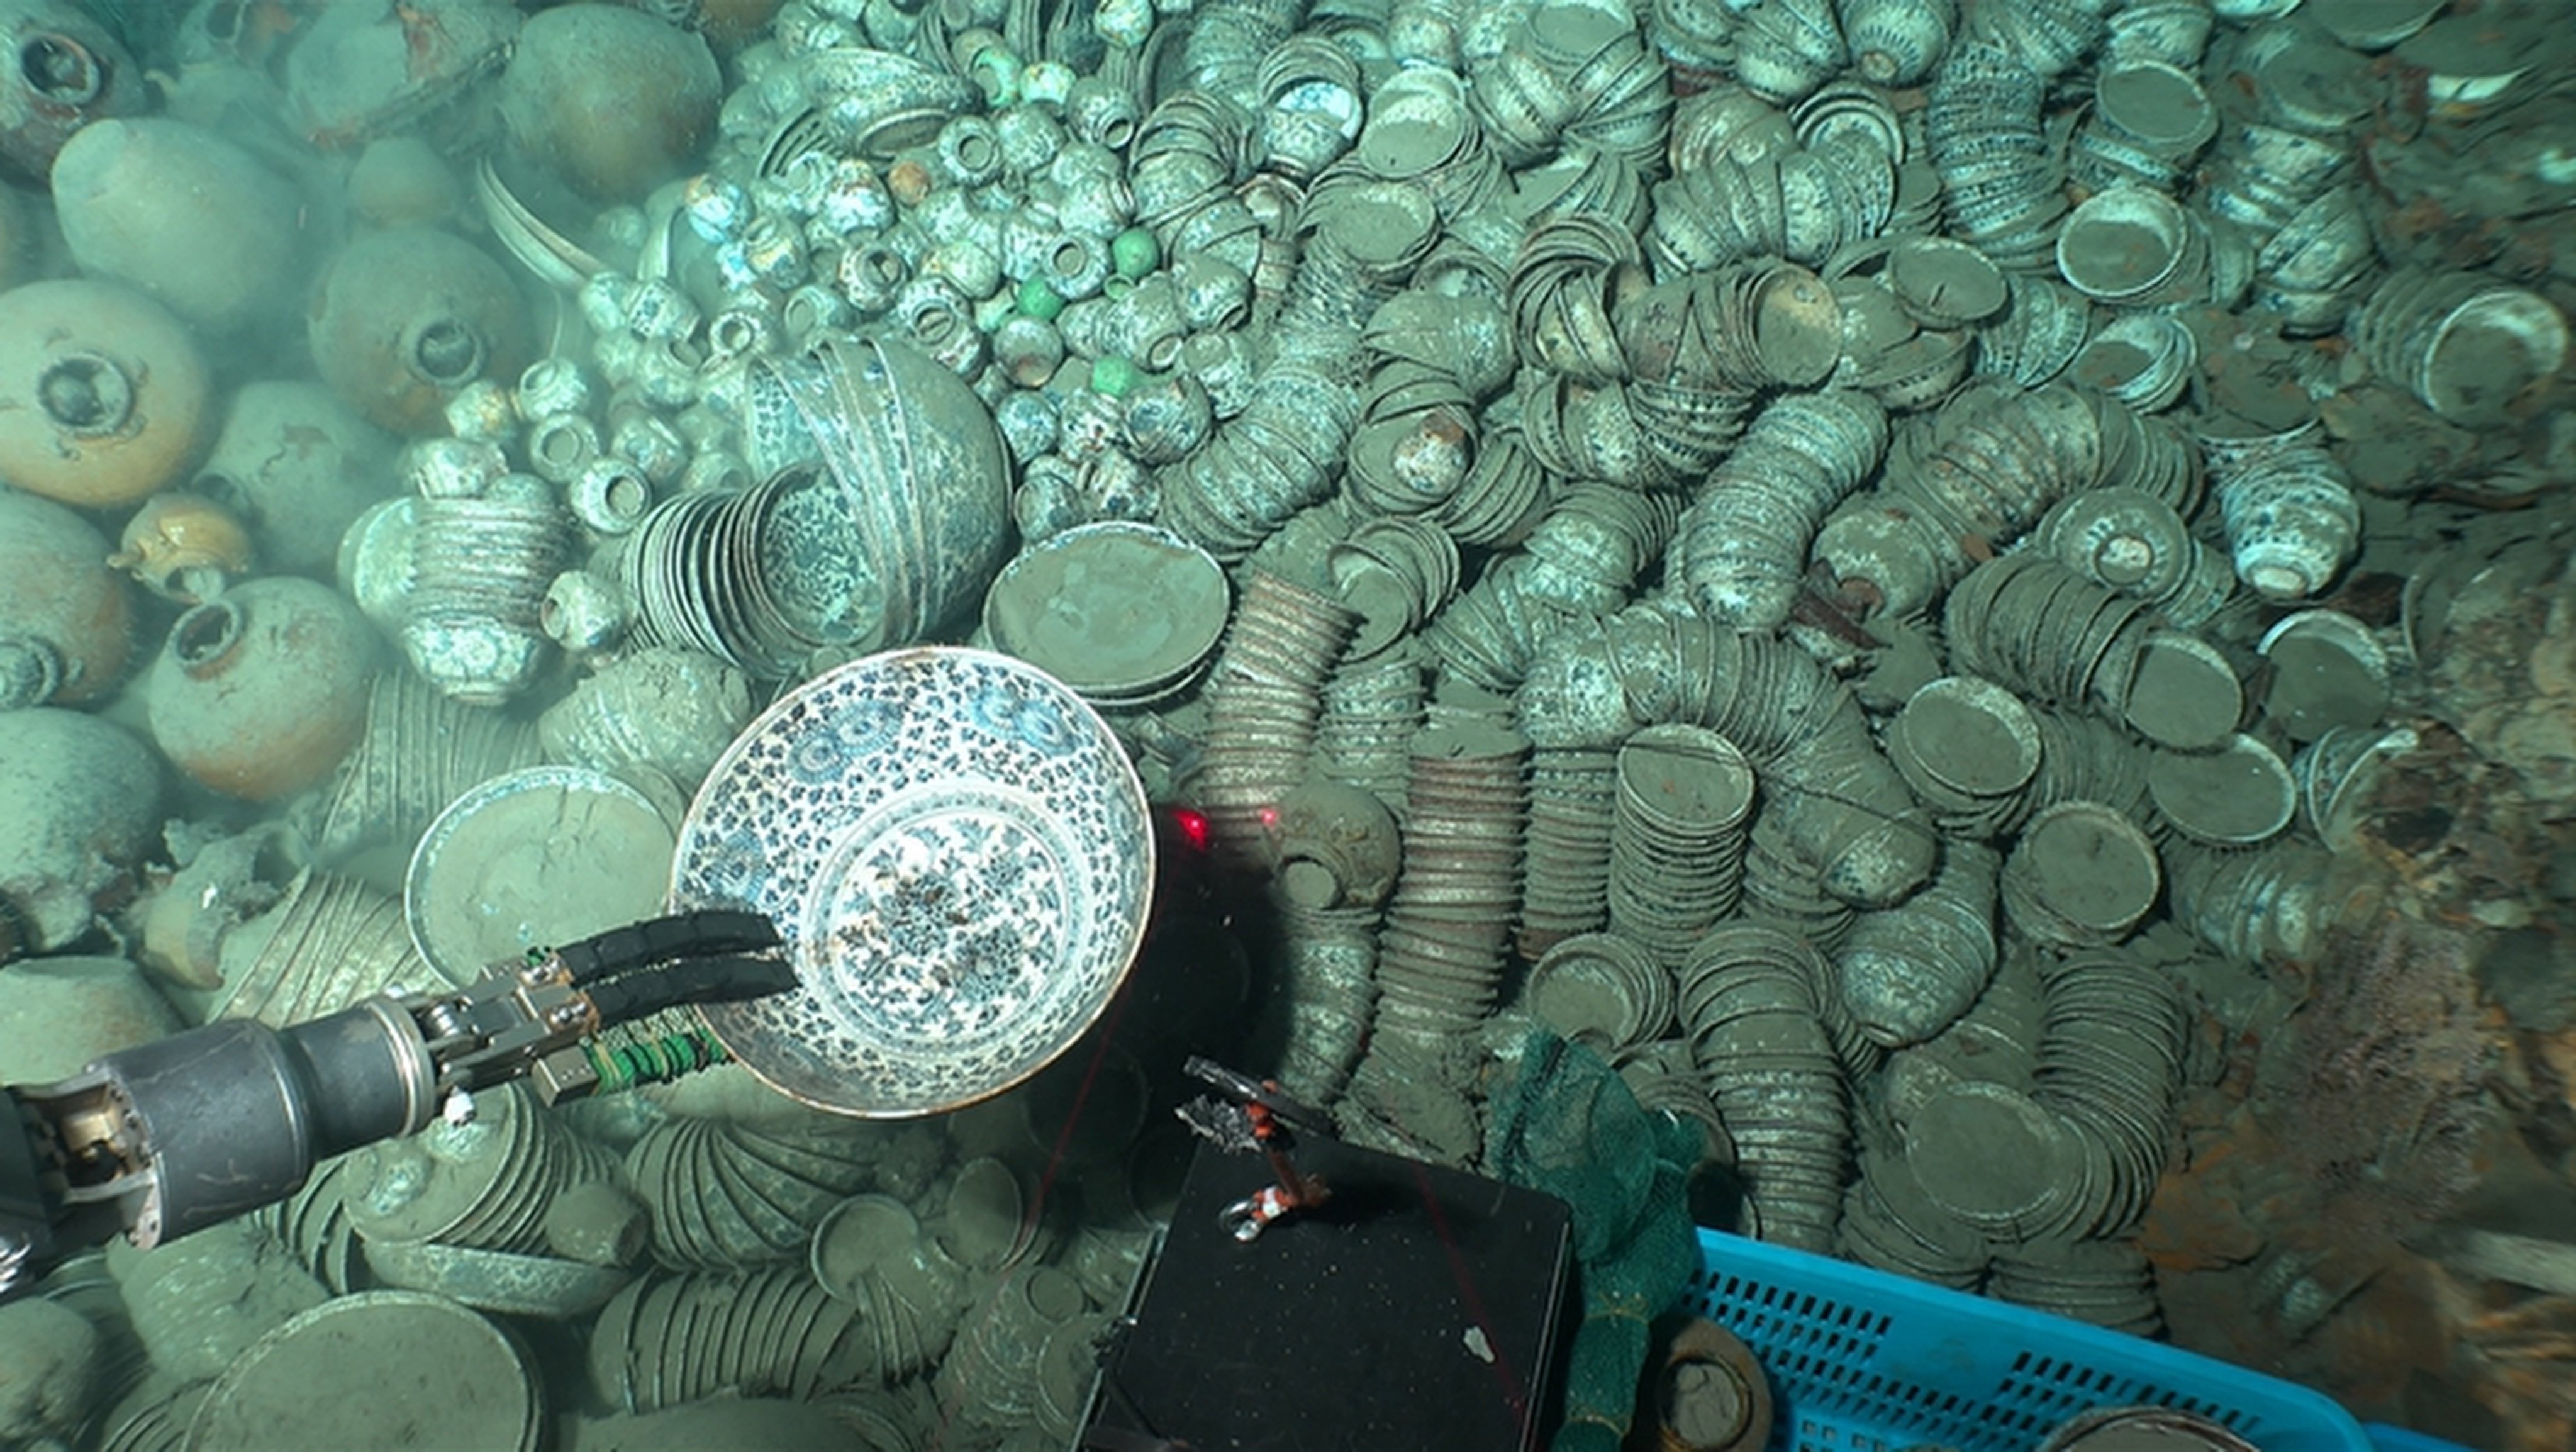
[1081,1134,1576,1452]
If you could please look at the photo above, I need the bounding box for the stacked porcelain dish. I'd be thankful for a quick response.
[1674,387,1892,630]
[1941,552,2158,732]
[2000,801,2165,951]
[1678,922,1849,1253]
[2027,950,2187,1241]
[622,1118,875,1271]
[1266,895,1381,1105]
[1518,745,1620,955]
[979,520,1232,709]
[1834,839,2001,1049]
[588,1266,882,1412]
[1366,721,1533,1043]
[195,869,442,1027]
[615,462,862,680]
[1605,724,1756,966]
[187,1292,544,1452]
[343,1085,612,1255]
[1883,676,2044,842]
[1188,569,1360,874]
[1315,651,1428,812]
[807,1193,970,1382]
[1524,930,1677,1056]
[308,667,543,863]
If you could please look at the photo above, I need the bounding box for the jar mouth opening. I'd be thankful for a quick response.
[38,352,135,437]
[171,598,244,671]
[407,318,487,387]
[20,31,102,107]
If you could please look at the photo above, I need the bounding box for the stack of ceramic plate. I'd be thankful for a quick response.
[672,648,1154,1118]
[1191,569,1360,874]
[980,521,1230,709]
[1525,931,1675,1054]
[1420,554,1554,693]
[1884,676,2043,841]
[119,1220,326,1386]
[1614,1040,1734,1166]
[1430,418,1550,547]
[1266,895,1380,1105]
[1675,388,1891,631]
[616,462,862,681]
[404,764,677,986]
[1517,745,1619,956]
[2145,734,2297,848]
[1971,271,2095,388]
[1835,839,2001,1049]
[2000,801,2163,951]
[1735,806,1857,949]
[935,1156,1034,1273]
[623,1118,866,1270]
[1900,1078,2082,1243]
[1944,552,2156,718]
[310,666,543,864]
[588,1266,873,1412]
[252,1155,365,1294]
[1315,651,1427,814]
[1677,922,1849,1253]
[190,1292,542,1452]
[932,1263,1092,1436]
[1607,724,1756,966]
[345,1084,611,1254]
[1988,1234,2166,1336]
[1366,721,1532,1042]
[807,1193,967,1378]
[203,869,438,1027]
[1838,1144,1990,1289]
[2029,949,2185,1239]
[1325,515,1461,662]
[360,1237,630,1319]
[2018,706,2155,831]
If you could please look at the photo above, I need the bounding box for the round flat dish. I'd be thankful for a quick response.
[406,764,678,984]
[672,647,1154,1117]
[189,1290,540,1452]
[981,521,1229,701]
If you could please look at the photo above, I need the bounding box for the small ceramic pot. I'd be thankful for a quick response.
[108,491,255,603]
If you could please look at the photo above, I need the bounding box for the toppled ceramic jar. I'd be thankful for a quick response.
[0,706,162,955]
[308,226,534,436]
[498,4,720,203]
[0,488,136,706]
[49,116,306,338]
[0,277,214,509]
[0,0,148,182]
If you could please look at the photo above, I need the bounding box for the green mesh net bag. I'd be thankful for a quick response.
[1487,1026,1703,1452]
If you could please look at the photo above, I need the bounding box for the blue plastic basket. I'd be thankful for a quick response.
[1686,1229,2467,1452]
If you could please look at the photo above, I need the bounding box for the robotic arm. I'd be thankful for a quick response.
[0,908,795,1302]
